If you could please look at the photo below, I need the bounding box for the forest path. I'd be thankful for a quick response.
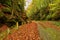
[3,21,60,40]
[4,22,40,40]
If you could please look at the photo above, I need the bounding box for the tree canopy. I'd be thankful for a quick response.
[26,0,60,20]
[0,0,60,27]
[0,0,25,26]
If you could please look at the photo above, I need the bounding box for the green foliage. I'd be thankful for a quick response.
[26,0,60,20]
[0,0,12,6]
[0,0,25,26]
[52,21,60,26]
[0,29,9,40]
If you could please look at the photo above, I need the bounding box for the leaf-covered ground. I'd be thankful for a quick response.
[0,21,60,40]
[3,22,40,40]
